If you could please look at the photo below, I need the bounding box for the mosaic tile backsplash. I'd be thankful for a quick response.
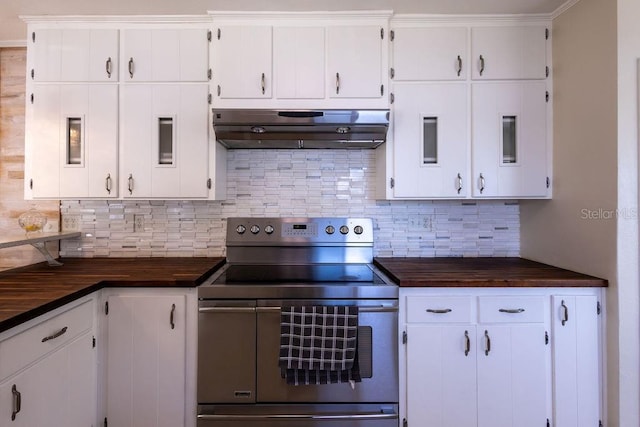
[60,150,519,258]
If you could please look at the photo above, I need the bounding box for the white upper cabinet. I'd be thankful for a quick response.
[211,25,272,99]
[274,26,325,99]
[392,27,468,81]
[31,29,119,82]
[471,26,548,80]
[471,81,548,198]
[327,25,385,99]
[123,29,210,82]
[392,83,468,198]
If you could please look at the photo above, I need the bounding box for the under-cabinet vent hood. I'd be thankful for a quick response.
[212,109,390,149]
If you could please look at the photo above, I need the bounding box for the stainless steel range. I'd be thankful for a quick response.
[197,217,399,427]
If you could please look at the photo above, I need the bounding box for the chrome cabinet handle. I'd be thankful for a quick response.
[561,300,569,326]
[105,173,112,194]
[479,173,485,194]
[484,330,491,356]
[261,73,266,95]
[457,55,462,76]
[128,174,133,195]
[170,304,176,329]
[128,57,134,78]
[106,57,112,78]
[42,326,68,343]
[426,308,452,314]
[464,330,470,356]
[499,308,525,314]
[457,173,463,194]
[336,72,340,95]
[11,385,21,421]
[479,55,485,76]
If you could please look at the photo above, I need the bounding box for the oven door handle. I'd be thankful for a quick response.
[197,412,398,421]
[198,307,256,313]
[255,305,398,313]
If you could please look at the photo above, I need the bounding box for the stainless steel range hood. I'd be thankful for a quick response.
[212,109,390,149]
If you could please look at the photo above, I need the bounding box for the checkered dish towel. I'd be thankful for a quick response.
[279,306,361,386]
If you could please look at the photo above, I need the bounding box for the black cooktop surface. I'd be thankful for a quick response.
[213,264,386,285]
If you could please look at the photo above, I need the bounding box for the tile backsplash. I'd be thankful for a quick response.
[60,150,519,258]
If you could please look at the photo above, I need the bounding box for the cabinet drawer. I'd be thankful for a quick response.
[0,299,94,381]
[478,296,545,323]
[407,296,472,323]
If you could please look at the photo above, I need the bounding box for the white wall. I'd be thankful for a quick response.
[520,0,621,424]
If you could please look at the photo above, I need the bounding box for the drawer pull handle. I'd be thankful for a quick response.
[561,300,569,326]
[464,330,470,356]
[170,304,176,330]
[484,330,491,356]
[499,308,525,314]
[41,326,68,343]
[426,308,452,314]
[11,384,21,421]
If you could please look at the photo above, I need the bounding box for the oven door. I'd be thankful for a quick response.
[197,404,399,427]
[255,299,398,403]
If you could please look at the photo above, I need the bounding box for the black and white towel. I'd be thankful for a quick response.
[278,305,361,386]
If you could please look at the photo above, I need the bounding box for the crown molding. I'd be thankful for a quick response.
[207,10,394,21]
[390,13,552,26]
[20,15,211,24]
[551,0,583,19]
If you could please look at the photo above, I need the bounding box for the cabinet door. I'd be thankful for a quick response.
[212,26,272,99]
[31,29,118,82]
[121,84,209,198]
[477,325,548,427]
[123,29,209,82]
[471,81,548,198]
[106,294,187,427]
[552,296,601,427]
[392,27,468,81]
[406,324,477,427]
[30,84,61,198]
[59,84,118,198]
[328,26,383,98]
[471,26,547,80]
[274,26,325,99]
[393,83,467,198]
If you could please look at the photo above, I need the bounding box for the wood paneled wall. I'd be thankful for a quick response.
[0,47,59,271]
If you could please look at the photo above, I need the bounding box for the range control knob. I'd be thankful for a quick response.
[325,225,335,235]
[354,225,364,235]
[264,225,275,235]
[339,225,349,235]
[236,225,246,234]
[250,225,260,234]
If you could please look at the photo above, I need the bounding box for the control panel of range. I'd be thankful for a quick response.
[226,217,374,245]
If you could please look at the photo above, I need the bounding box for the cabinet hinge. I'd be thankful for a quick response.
[208,93,212,105]
[92,336,96,348]
[380,28,384,40]
[390,92,395,104]
[104,301,109,315]
[545,28,550,40]
[597,301,601,315]
[545,331,549,345]
[207,178,212,189]
[380,85,384,96]
[30,69,34,80]
[207,30,212,42]
[546,177,550,188]
[32,31,35,43]
[546,66,550,78]
[390,30,395,42]
[390,68,395,79]
[390,177,395,189]
[546,91,550,103]
[217,28,221,40]
[208,69,212,80]
[29,179,33,190]
[402,417,408,427]
[402,330,407,344]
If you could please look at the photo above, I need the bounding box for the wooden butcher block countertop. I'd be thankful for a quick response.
[373,257,608,288]
[0,257,225,333]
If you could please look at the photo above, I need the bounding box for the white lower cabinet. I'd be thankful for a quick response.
[102,288,197,427]
[401,289,602,427]
[0,297,97,426]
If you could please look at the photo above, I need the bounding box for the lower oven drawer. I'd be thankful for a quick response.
[197,404,399,427]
